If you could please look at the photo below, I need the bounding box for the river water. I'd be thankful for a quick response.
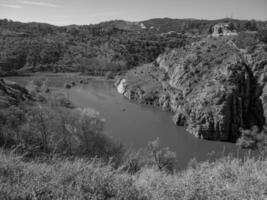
[7,75,242,169]
[65,80,242,169]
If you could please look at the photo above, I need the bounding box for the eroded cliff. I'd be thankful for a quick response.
[115,37,267,142]
[0,79,32,108]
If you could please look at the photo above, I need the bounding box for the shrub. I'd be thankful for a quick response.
[0,105,26,147]
[105,71,114,79]
[237,126,267,158]
[257,29,267,44]
[148,138,176,173]
[233,32,258,50]
[2,150,267,200]
[0,103,123,163]
[47,91,74,108]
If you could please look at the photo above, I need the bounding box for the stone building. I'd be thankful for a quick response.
[212,23,238,37]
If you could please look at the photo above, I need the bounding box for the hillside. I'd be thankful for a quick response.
[115,36,267,142]
[1,18,267,76]
[0,19,193,76]
[142,18,267,34]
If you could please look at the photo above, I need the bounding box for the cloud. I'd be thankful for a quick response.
[20,1,62,8]
[0,4,22,9]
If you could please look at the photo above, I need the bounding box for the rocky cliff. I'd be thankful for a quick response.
[115,37,267,142]
[0,79,33,108]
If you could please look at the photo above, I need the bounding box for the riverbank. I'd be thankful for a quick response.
[5,72,114,88]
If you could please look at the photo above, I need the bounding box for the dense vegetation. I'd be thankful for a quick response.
[1,18,267,76]
[143,18,266,34]
[0,19,192,76]
[1,150,267,200]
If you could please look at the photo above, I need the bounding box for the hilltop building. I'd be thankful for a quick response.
[212,23,238,37]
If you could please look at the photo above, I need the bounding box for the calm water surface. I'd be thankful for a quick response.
[8,76,242,169]
[65,80,242,169]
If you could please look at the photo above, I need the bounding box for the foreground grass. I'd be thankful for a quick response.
[1,151,267,200]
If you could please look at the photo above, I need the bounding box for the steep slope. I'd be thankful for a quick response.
[0,79,32,108]
[116,37,267,142]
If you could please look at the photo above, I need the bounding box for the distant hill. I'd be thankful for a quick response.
[0,18,193,75]
[142,18,267,34]
[0,18,266,75]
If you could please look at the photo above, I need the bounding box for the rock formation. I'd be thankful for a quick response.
[116,37,267,142]
[0,79,33,108]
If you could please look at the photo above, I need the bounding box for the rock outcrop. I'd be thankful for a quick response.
[0,79,32,108]
[116,37,267,142]
[116,79,127,94]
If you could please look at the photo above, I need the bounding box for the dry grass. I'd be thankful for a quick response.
[0,150,267,200]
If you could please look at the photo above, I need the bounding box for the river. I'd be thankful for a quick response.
[7,74,242,170]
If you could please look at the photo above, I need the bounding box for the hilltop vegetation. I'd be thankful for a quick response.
[0,19,192,76]
[1,18,267,76]
[142,18,266,34]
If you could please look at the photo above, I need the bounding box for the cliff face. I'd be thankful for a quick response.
[0,79,32,108]
[116,37,267,142]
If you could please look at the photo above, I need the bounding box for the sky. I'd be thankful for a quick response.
[0,0,266,26]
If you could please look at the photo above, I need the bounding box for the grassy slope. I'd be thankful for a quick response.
[0,151,267,200]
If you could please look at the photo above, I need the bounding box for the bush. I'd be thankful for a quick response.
[233,32,258,50]
[0,102,123,163]
[148,138,176,173]
[258,29,267,44]
[1,150,267,200]
[237,126,267,158]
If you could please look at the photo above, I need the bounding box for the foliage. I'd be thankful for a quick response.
[1,18,266,75]
[0,19,191,75]
[258,29,267,44]
[0,150,267,200]
[148,138,176,173]
[233,31,258,50]
[143,18,266,34]
[0,90,123,163]
[237,126,267,158]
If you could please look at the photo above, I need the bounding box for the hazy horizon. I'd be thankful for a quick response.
[0,0,267,26]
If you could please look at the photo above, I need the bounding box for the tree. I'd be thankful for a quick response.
[148,138,176,173]
[258,29,267,43]
[228,21,235,31]
[218,27,223,34]
[208,26,213,34]
[244,20,258,31]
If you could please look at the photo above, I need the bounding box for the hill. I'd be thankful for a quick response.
[143,18,267,34]
[0,19,193,76]
[1,18,267,75]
